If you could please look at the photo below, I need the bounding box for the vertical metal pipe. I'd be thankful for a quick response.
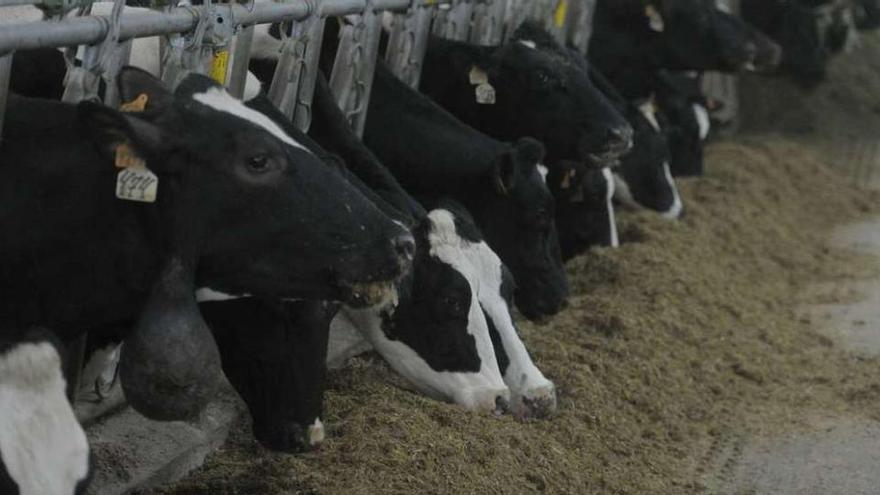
[228,24,255,98]
[0,52,12,142]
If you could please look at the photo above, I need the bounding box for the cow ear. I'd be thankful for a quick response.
[492,154,518,195]
[79,102,169,167]
[116,67,174,117]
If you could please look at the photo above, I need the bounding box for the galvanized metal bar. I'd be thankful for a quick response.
[566,0,595,55]
[432,0,473,41]
[0,52,12,141]
[0,0,426,54]
[0,0,40,6]
[267,15,327,131]
[469,0,504,45]
[227,24,254,98]
[328,4,383,138]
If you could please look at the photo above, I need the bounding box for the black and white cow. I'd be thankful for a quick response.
[1,69,411,426]
[653,71,711,177]
[1,330,91,495]
[329,199,557,419]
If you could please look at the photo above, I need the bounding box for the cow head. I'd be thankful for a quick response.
[473,138,569,319]
[742,0,852,84]
[80,68,411,420]
[424,22,631,168]
[655,72,709,177]
[614,101,684,219]
[199,298,336,453]
[551,162,620,260]
[339,211,510,413]
[592,0,775,76]
[0,330,91,495]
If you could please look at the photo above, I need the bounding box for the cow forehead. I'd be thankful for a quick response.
[191,87,311,153]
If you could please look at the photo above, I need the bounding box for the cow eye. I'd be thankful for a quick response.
[441,295,466,316]
[246,154,271,173]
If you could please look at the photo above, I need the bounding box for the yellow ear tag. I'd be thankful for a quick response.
[120,93,149,113]
[645,5,665,32]
[554,0,569,28]
[210,50,230,85]
[469,65,489,85]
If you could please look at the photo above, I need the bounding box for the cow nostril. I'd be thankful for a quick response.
[607,126,634,151]
[495,395,510,415]
[392,233,416,262]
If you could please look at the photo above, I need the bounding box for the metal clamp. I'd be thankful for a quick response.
[385,0,434,88]
[328,2,383,137]
[267,2,326,131]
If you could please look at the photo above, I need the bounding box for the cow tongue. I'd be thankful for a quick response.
[119,256,224,421]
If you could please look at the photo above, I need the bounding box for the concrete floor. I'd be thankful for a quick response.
[705,217,880,495]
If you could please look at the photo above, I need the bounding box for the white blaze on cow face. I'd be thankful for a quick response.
[307,418,325,447]
[638,100,662,133]
[195,288,249,302]
[0,342,90,495]
[192,87,311,153]
[692,103,711,141]
[602,167,620,248]
[518,39,537,50]
[660,162,684,220]
[536,164,549,184]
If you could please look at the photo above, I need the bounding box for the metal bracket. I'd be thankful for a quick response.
[328,4,383,138]
[161,0,236,90]
[385,0,433,88]
[267,12,327,132]
[61,0,132,106]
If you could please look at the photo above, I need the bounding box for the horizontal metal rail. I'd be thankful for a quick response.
[0,0,437,54]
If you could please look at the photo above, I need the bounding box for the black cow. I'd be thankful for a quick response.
[590,0,767,85]
[0,69,411,426]
[855,0,880,30]
[414,22,628,258]
[742,0,854,84]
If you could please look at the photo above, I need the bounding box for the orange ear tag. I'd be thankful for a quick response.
[120,93,149,113]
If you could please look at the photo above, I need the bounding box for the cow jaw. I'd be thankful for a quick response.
[0,342,90,495]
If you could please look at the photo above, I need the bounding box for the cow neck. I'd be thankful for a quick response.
[117,176,224,421]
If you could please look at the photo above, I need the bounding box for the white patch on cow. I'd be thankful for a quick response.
[660,162,684,220]
[0,342,90,495]
[333,304,509,412]
[195,288,249,302]
[518,39,537,50]
[613,172,642,211]
[250,23,285,61]
[326,313,375,370]
[603,168,620,248]
[192,87,311,153]
[536,164,549,184]
[307,418,325,447]
[692,103,711,141]
[638,100,662,133]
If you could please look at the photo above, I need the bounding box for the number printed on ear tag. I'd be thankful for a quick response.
[476,83,496,105]
[116,165,158,203]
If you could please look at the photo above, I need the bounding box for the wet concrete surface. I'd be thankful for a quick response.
[705,217,880,495]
